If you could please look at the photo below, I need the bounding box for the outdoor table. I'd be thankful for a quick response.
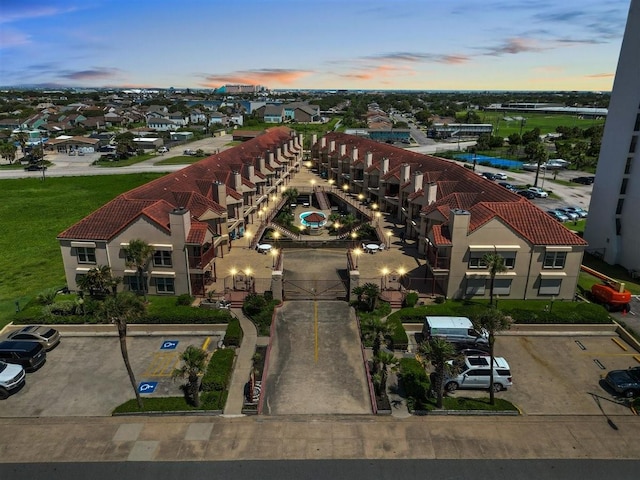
[257,244,272,253]
[366,243,380,253]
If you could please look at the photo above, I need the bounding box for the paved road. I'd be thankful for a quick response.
[3,459,640,480]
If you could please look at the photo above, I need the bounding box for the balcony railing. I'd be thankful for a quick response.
[189,246,217,270]
[426,249,450,270]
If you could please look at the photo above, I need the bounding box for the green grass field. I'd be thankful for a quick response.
[0,173,163,325]
[476,111,605,137]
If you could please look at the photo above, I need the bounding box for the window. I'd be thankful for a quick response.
[630,136,637,154]
[155,277,175,294]
[501,252,516,269]
[616,218,622,236]
[625,157,633,174]
[634,113,640,132]
[465,278,486,295]
[616,199,625,215]
[125,275,144,292]
[492,278,512,295]
[620,178,628,195]
[76,247,96,264]
[539,278,562,295]
[468,252,489,269]
[543,251,566,269]
[153,250,172,267]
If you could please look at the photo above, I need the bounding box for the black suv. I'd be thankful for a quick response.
[0,341,47,372]
[570,176,595,185]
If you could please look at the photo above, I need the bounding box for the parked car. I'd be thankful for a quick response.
[498,182,517,191]
[555,208,579,221]
[157,146,168,153]
[481,172,497,180]
[604,366,640,398]
[444,356,512,393]
[456,347,491,357]
[183,149,197,155]
[0,341,47,372]
[527,187,549,198]
[547,210,569,222]
[5,326,61,351]
[564,206,588,218]
[493,172,508,180]
[516,189,536,199]
[570,176,595,185]
[24,164,46,171]
[0,361,26,400]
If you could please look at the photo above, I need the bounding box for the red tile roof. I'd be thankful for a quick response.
[186,222,209,244]
[58,127,295,241]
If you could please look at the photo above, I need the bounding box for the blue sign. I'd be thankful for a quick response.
[138,381,158,394]
[160,340,179,350]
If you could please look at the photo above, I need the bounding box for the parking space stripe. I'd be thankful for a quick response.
[143,352,180,377]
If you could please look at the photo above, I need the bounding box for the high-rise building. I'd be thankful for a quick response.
[584,0,640,274]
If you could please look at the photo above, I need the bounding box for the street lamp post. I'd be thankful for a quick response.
[271,248,279,268]
[386,231,392,248]
[351,231,358,248]
[230,268,237,291]
[353,247,362,269]
[381,267,389,291]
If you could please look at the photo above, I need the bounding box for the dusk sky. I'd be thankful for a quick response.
[0,0,632,91]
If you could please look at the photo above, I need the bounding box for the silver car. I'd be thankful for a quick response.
[444,356,512,393]
[6,326,61,351]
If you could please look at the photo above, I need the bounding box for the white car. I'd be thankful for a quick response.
[527,187,548,198]
[157,147,168,153]
[0,360,26,399]
[444,356,512,393]
[493,172,508,180]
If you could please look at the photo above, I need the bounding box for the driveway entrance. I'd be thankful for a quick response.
[261,300,372,415]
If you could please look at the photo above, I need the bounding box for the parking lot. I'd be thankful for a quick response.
[454,329,640,416]
[1,332,220,416]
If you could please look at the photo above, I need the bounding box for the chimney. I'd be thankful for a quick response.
[268,151,275,167]
[169,207,191,243]
[426,182,437,204]
[211,181,227,208]
[320,136,326,148]
[276,146,283,161]
[450,209,470,242]
[365,151,373,168]
[312,134,318,146]
[400,163,411,184]
[233,171,242,193]
[244,162,255,180]
[413,172,424,193]
[283,142,289,157]
[351,146,358,162]
[296,134,303,149]
[258,156,266,173]
[339,144,346,157]
[381,157,389,175]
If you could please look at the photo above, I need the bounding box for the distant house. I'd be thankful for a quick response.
[262,104,285,123]
[283,102,322,123]
[168,112,189,127]
[148,118,179,131]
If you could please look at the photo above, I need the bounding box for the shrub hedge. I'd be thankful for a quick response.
[224,317,243,347]
[399,358,431,410]
[200,348,235,410]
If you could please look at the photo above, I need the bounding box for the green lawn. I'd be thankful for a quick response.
[94,153,155,167]
[0,174,163,326]
[578,253,640,296]
[478,111,605,137]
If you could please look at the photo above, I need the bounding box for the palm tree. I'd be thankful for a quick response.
[172,345,207,407]
[97,292,146,409]
[482,253,507,307]
[473,308,512,405]
[282,188,299,210]
[13,131,28,156]
[361,282,380,311]
[361,316,393,370]
[124,239,154,299]
[418,337,460,409]
[373,350,399,396]
[0,142,17,164]
[77,265,116,298]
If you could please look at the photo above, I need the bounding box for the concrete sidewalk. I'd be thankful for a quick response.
[1,414,639,462]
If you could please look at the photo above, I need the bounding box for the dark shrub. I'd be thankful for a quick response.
[404,292,419,308]
[434,296,446,304]
[224,318,243,347]
[243,293,267,316]
[399,358,430,409]
[175,294,194,306]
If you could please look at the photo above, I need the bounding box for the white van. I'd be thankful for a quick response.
[422,316,488,347]
[444,355,512,392]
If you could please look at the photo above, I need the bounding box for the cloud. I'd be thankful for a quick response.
[532,65,564,73]
[363,52,470,65]
[338,64,415,82]
[483,37,546,56]
[0,1,79,24]
[198,69,312,87]
[0,28,30,47]
[585,73,614,79]
[59,68,122,81]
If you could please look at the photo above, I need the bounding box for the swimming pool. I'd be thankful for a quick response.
[454,154,523,169]
[299,211,328,227]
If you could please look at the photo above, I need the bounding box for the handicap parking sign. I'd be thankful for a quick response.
[138,381,158,394]
[160,340,179,350]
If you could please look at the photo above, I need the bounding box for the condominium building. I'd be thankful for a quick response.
[584,0,640,273]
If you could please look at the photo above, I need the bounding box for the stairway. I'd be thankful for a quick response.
[315,190,331,211]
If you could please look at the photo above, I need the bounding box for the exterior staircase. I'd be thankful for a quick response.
[315,190,331,211]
